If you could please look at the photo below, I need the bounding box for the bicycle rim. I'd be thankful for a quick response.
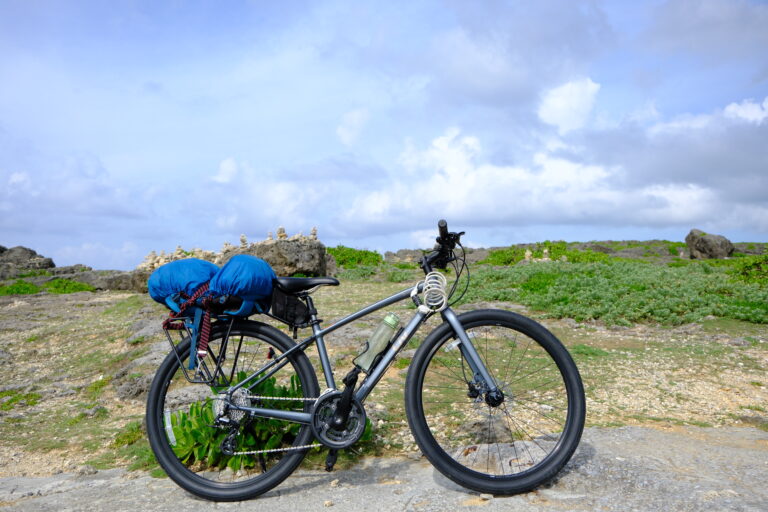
[146,320,319,501]
[406,309,585,494]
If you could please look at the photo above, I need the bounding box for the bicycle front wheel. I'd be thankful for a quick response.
[405,309,585,495]
[146,319,319,501]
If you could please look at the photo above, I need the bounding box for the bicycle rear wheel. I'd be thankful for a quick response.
[146,319,319,501]
[405,309,585,495]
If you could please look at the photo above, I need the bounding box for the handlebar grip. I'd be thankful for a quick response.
[438,219,448,239]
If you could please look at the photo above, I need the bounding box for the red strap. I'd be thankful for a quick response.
[162,282,213,360]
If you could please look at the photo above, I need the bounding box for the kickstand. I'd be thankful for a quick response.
[325,449,338,472]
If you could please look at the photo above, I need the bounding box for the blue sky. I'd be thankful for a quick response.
[1,0,767,270]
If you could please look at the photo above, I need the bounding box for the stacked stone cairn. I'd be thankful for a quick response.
[136,226,334,277]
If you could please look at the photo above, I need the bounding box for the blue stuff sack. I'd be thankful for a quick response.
[209,254,276,316]
[148,258,219,312]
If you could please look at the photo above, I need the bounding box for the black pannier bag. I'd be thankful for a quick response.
[270,287,310,328]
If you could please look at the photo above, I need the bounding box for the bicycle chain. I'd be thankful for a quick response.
[232,442,323,456]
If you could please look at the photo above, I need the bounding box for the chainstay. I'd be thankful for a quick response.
[222,394,322,454]
[232,443,322,456]
[244,394,318,402]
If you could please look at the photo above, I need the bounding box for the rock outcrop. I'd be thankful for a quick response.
[0,246,55,279]
[136,228,334,277]
[685,229,734,259]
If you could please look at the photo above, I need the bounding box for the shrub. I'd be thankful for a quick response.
[327,246,382,268]
[464,261,768,326]
[730,255,768,285]
[481,241,611,265]
[44,278,95,294]
[337,265,379,281]
[0,280,41,295]
[385,268,414,283]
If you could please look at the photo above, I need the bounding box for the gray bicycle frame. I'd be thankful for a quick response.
[227,282,499,425]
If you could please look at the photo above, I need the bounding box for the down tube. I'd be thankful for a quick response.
[355,310,428,401]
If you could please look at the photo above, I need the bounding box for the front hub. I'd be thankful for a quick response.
[485,389,505,407]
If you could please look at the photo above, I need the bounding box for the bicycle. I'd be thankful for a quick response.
[145,220,586,501]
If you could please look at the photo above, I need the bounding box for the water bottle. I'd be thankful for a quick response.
[354,312,400,373]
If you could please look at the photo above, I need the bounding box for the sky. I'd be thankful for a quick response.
[1,0,767,270]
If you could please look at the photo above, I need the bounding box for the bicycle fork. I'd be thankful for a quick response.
[441,308,504,406]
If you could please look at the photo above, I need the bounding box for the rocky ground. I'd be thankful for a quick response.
[1,426,765,511]
[0,286,766,510]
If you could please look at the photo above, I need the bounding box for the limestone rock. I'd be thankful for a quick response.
[685,229,734,259]
[384,249,424,264]
[0,246,55,279]
[136,228,333,277]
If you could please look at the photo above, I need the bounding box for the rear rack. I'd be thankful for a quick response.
[163,310,236,385]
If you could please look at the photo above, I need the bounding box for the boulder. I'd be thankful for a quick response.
[384,249,425,264]
[685,229,734,259]
[137,230,333,277]
[0,246,56,279]
[230,237,330,277]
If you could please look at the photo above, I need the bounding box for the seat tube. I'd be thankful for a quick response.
[306,295,336,390]
[441,308,498,392]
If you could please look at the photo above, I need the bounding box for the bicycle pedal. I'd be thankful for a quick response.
[325,449,338,472]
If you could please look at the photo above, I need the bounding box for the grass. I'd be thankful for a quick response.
[102,295,146,317]
[0,390,42,411]
[571,344,611,357]
[84,377,112,400]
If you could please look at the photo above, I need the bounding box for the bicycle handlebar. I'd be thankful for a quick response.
[421,219,464,271]
[438,219,448,240]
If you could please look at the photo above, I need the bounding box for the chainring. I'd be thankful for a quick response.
[311,391,367,449]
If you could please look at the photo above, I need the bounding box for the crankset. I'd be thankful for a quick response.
[311,390,367,449]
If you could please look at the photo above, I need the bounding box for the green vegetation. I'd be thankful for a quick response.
[113,420,144,448]
[44,278,95,294]
[0,277,95,295]
[0,389,42,411]
[84,377,111,400]
[327,245,383,268]
[481,241,612,265]
[17,269,52,278]
[571,344,611,357]
[730,255,768,284]
[337,265,379,281]
[171,373,305,472]
[463,260,768,326]
[102,295,145,316]
[0,279,41,295]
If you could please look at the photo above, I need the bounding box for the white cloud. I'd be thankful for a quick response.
[212,157,239,184]
[647,113,713,136]
[341,128,734,232]
[538,78,600,134]
[724,97,768,125]
[336,108,370,146]
[55,241,141,270]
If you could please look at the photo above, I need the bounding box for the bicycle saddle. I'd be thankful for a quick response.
[273,277,340,294]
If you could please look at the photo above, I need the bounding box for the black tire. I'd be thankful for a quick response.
[405,309,585,495]
[146,319,319,501]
